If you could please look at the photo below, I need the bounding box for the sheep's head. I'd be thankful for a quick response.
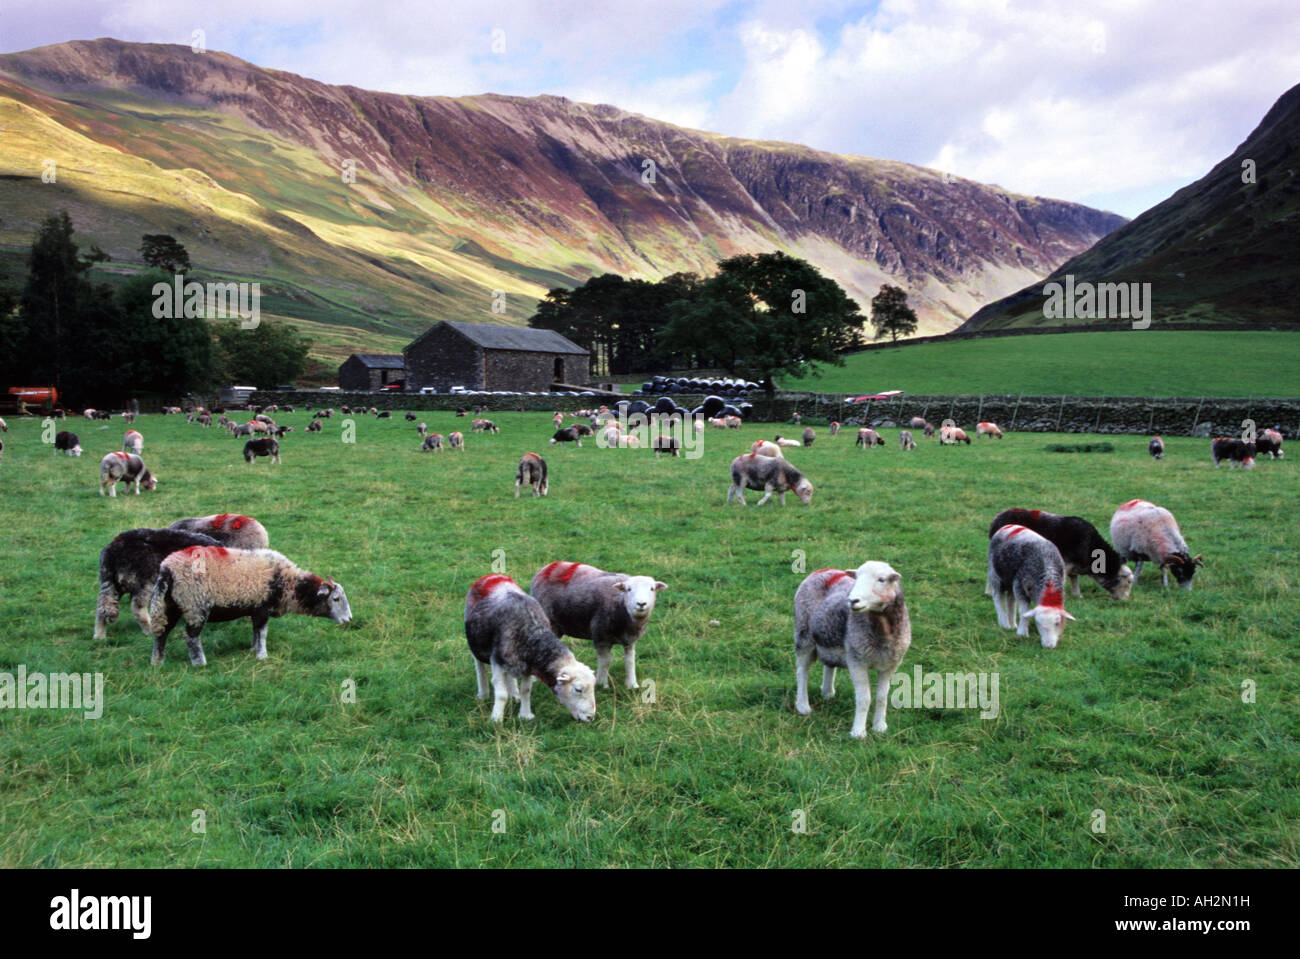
[317,579,352,624]
[616,576,667,622]
[1023,605,1075,649]
[1162,552,1203,590]
[554,661,596,722]
[848,562,901,613]
[794,478,815,506]
[141,471,157,491]
[1106,564,1135,601]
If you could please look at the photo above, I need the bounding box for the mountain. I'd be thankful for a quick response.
[959,83,1300,332]
[0,38,1125,369]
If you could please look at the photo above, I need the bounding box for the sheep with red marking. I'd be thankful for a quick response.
[855,428,884,448]
[1211,437,1256,468]
[977,422,1003,439]
[100,452,157,496]
[147,546,351,666]
[940,425,971,445]
[727,453,814,506]
[515,452,548,497]
[794,562,912,737]
[472,418,499,433]
[448,430,465,451]
[751,439,783,458]
[169,514,269,551]
[987,525,1076,649]
[307,419,322,433]
[123,429,143,455]
[1109,499,1202,590]
[1257,428,1284,459]
[464,574,596,723]
[989,508,1133,600]
[1148,436,1164,459]
[94,527,221,639]
[422,432,443,452]
[829,421,840,437]
[530,561,666,689]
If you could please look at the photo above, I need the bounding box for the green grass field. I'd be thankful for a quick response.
[1,411,1296,867]
[785,330,1300,398]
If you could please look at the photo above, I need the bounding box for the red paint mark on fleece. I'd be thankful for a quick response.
[1039,584,1064,609]
[814,568,850,588]
[1001,524,1028,538]
[112,451,128,459]
[212,513,248,530]
[469,574,513,603]
[1119,499,1145,511]
[178,546,229,559]
[541,561,583,585]
[1028,509,1042,522]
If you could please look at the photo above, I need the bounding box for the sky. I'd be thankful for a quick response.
[3,0,1298,219]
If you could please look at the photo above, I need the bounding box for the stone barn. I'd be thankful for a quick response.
[403,321,589,393]
[338,354,406,391]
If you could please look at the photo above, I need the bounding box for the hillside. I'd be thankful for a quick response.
[959,83,1300,331]
[0,38,1125,369]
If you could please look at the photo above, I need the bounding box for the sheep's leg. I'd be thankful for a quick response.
[150,611,179,666]
[779,491,787,506]
[506,675,520,701]
[129,592,152,633]
[184,618,208,667]
[1131,559,1143,581]
[474,659,490,698]
[514,479,522,498]
[1015,599,1032,637]
[872,668,894,734]
[794,644,816,715]
[517,676,535,719]
[1069,573,1082,598]
[623,645,638,690]
[1161,567,1170,589]
[250,612,270,659]
[94,584,119,639]
[820,664,836,700]
[755,485,774,506]
[594,646,613,688]
[489,663,510,722]
[847,659,873,739]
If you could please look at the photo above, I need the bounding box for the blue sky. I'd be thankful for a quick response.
[3,0,1298,219]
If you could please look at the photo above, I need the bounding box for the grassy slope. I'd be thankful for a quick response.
[786,331,1300,397]
[0,412,1296,867]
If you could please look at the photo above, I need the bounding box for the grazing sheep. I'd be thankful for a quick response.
[708,417,729,429]
[270,425,294,438]
[307,419,323,433]
[1211,437,1256,468]
[775,436,802,448]
[530,561,666,689]
[417,422,427,436]
[794,562,912,737]
[122,430,143,454]
[727,453,814,506]
[1258,428,1284,459]
[243,438,280,464]
[448,430,465,451]
[231,423,254,438]
[197,413,211,427]
[515,452,549,497]
[147,546,351,666]
[751,439,783,458]
[94,527,221,639]
[552,411,564,430]
[986,525,1076,649]
[376,410,392,419]
[100,452,157,496]
[802,427,815,447]
[939,425,971,445]
[829,421,840,437]
[652,435,680,458]
[464,574,596,723]
[551,426,585,447]
[421,433,443,452]
[405,412,418,422]
[724,415,743,429]
[976,422,1003,439]
[169,514,270,551]
[1109,499,1202,590]
[472,419,499,433]
[1148,436,1164,459]
[855,428,885,448]
[989,508,1133,600]
[909,416,935,437]
[899,430,916,451]
[55,430,82,456]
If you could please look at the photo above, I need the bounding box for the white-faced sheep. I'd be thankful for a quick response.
[751,439,783,458]
[986,525,1076,649]
[464,574,596,723]
[123,429,143,454]
[829,421,840,437]
[989,508,1132,600]
[1109,499,1202,590]
[1258,428,1284,459]
[307,419,323,433]
[775,436,802,448]
[448,430,465,451]
[472,418,499,433]
[100,452,157,496]
[802,427,816,447]
[422,432,443,452]
[55,430,82,456]
[1148,436,1164,459]
[515,452,548,497]
[899,430,916,450]
[147,546,351,666]
[855,428,884,448]
[530,562,666,689]
[794,563,912,737]
[94,527,222,639]
[169,514,270,551]
[417,422,427,437]
[976,422,1003,439]
[552,412,565,430]
[939,425,971,445]
[727,453,814,506]
[243,438,280,463]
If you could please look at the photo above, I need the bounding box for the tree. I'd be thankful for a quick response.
[140,234,192,274]
[870,284,918,343]
[115,272,214,394]
[214,319,311,388]
[659,252,865,398]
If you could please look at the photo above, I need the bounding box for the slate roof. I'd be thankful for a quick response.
[346,354,406,369]
[412,321,588,356]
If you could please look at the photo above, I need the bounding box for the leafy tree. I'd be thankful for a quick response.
[140,234,192,274]
[214,319,311,388]
[870,284,918,343]
[114,272,214,394]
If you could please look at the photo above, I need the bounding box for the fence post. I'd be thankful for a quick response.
[1190,397,1205,437]
[1093,396,1104,434]
[1010,393,1022,431]
[1056,394,1066,432]
[1147,397,1156,434]
[976,394,984,423]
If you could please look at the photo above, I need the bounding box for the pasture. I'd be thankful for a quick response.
[0,410,1297,867]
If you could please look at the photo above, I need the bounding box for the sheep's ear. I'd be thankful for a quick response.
[555,669,571,684]
[654,581,667,591]
[1061,610,1077,621]
[1193,554,1204,567]
[612,581,628,592]
[843,570,857,579]
[317,583,331,597]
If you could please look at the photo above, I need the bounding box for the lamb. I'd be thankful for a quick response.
[94,527,222,639]
[147,546,351,666]
[855,428,884,448]
[100,452,157,496]
[551,426,585,447]
[552,411,565,430]
[751,439,783,458]
[1148,436,1164,459]
[1257,428,1284,459]
[55,430,82,456]
[1211,437,1256,468]
[169,514,270,550]
[802,427,815,447]
[976,422,1003,439]
[448,430,465,451]
[515,452,549,497]
[307,419,323,433]
[899,430,916,450]
[1109,499,1202,590]
[122,430,143,454]
[727,453,814,506]
[939,425,971,445]
[464,574,596,723]
[988,508,1133,600]
[530,561,666,689]
[421,432,443,452]
[986,525,1076,649]
[243,438,280,464]
[793,562,912,737]
[829,421,840,437]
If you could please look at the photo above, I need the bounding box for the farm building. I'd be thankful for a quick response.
[403,321,590,393]
[338,354,406,391]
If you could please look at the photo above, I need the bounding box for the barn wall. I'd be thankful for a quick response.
[404,327,483,392]
[482,349,575,392]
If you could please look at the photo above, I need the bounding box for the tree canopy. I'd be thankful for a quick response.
[870,283,919,343]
